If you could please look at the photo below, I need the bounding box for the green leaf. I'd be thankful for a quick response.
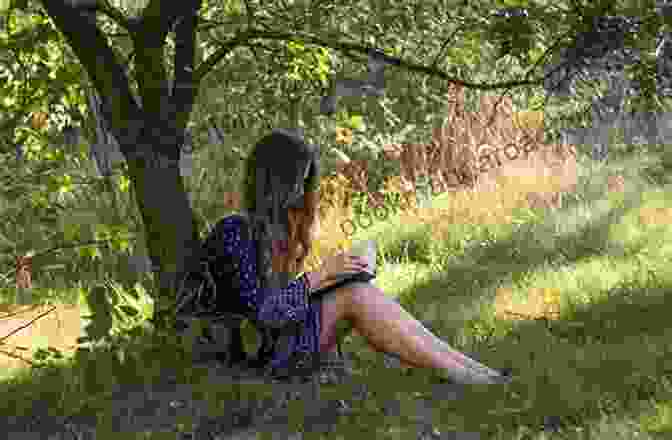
[112,238,130,253]
[47,346,64,359]
[78,246,102,260]
[94,223,111,241]
[118,305,139,317]
[33,348,49,362]
[118,174,130,193]
[348,114,364,130]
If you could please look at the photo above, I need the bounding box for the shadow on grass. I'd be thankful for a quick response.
[337,269,672,438]
[1,166,669,438]
[1,222,669,438]
[349,194,672,437]
[0,322,242,435]
[390,185,645,316]
[329,178,672,434]
[472,276,672,437]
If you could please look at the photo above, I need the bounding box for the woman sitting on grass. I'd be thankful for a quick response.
[183,129,511,385]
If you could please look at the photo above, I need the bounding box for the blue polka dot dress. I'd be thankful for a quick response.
[202,214,322,372]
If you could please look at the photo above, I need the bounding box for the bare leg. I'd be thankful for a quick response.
[319,283,507,384]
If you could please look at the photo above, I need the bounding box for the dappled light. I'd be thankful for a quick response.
[3,1,672,438]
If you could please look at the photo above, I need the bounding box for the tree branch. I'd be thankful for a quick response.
[172,0,201,134]
[430,20,472,71]
[133,0,200,119]
[138,0,198,45]
[138,0,176,43]
[131,5,170,117]
[98,0,133,31]
[193,29,256,82]
[0,306,57,343]
[195,28,554,91]
[40,0,143,151]
[240,0,256,30]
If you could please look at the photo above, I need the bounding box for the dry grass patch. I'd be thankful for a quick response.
[638,206,672,227]
[493,286,562,322]
[413,163,573,232]
[0,302,83,378]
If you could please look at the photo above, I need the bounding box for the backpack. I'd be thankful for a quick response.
[173,217,279,368]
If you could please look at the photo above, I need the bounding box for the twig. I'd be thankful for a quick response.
[0,348,35,366]
[0,304,42,320]
[0,305,57,343]
[430,21,470,71]
[17,236,138,262]
[0,270,14,284]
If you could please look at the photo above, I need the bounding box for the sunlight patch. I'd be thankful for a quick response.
[493,286,562,322]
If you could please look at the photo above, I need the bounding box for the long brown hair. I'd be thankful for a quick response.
[241,129,320,289]
[284,190,319,274]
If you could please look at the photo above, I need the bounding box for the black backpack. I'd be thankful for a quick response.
[174,215,281,368]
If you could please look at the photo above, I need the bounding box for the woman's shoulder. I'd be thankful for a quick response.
[218,213,248,228]
[204,213,248,243]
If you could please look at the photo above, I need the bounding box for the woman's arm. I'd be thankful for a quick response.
[304,270,323,291]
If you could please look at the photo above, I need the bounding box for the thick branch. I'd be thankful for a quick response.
[131,37,169,116]
[138,0,197,45]
[172,0,201,134]
[195,29,553,91]
[139,0,176,42]
[41,0,143,150]
[133,0,199,119]
[194,30,258,81]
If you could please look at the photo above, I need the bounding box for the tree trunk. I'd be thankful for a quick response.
[122,129,202,329]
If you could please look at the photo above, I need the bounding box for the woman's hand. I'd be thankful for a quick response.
[319,251,369,282]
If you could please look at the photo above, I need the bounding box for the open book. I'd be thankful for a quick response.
[310,240,377,298]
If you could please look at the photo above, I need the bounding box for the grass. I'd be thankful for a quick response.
[3,141,672,438]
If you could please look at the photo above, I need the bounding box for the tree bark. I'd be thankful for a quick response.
[123,132,202,327]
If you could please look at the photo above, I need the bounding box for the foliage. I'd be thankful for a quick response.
[3,0,664,307]
[541,5,672,135]
[0,3,87,157]
[77,280,154,347]
[488,6,539,63]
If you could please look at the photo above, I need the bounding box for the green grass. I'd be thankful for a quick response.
[3,144,672,438]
